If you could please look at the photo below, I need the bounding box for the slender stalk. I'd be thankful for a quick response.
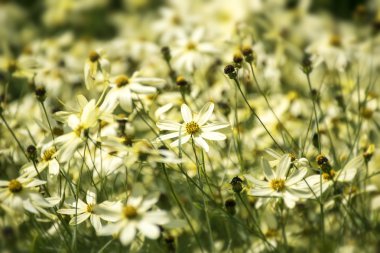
[248,63,300,152]
[232,77,284,152]
[0,114,29,160]
[161,163,204,253]
[191,139,214,253]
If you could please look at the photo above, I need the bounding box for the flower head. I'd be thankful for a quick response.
[156,102,229,152]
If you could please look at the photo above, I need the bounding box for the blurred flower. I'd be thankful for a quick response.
[102,73,164,113]
[98,184,170,245]
[58,189,117,231]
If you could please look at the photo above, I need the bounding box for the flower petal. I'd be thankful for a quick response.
[261,158,274,180]
[156,120,181,131]
[201,131,226,141]
[194,137,209,152]
[277,155,291,179]
[196,102,214,125]
[137,221,161,239]
[120,223,136,245]
[181,104,192,123]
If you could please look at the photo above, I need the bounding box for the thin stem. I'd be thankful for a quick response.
[0,114,29,160]
[191,139,214,253]
[233,77,284,152]
[248,63,300,152]
[161,163,204,253]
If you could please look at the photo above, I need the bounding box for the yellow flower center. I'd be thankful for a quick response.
[42,147,56,161]
[87,204,94,213]
[115,75,129,87]
[269,179,285,192]
[8,180,23,193]
[185,121,200,135]
[186,42,197,50]
[74,125,84,137]
[329,34,341,47]
[88,51,100,62]
[123,205,138,219]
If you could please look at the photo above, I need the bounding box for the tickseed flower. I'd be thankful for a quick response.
[156,102,229,152]
[58,189,117,231]
[102,73,165,113]
[0,176,52,215]
[246,155,311,208]
[97,184,170,246]
[21,145,59,177]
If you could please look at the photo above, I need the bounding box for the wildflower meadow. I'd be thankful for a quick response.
[1,0,380,252]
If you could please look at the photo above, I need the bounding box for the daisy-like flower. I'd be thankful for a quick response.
[58,189,117,231]
[54,95,111,162]
[98,184,170,246]
[246,155,312,208]
[0,176,52,214]
[303,155,365,190]
[102,73,165,113]
[156,102,229,152]
[21,145,59,177]
[171,28,218,72]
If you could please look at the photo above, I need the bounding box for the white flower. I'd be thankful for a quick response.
[156,102,229,152]
[246,155,312,208]
[0,176,51,215]
[58,189,117,231]
[98,184,169,246]
[171,28,217,72]
[21,145,59,177]
[102,73,164,113]
[303,155,365,192]
[54,96,100,162]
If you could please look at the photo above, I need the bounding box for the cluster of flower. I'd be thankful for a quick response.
[0,0,380,252]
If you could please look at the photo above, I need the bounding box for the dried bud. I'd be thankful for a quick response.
[241,46,254,63]
[301,55,313,74]
[224,65,237,79]
[316,154,328,166]
[233,52,243,65]
[35,87,47,102]
[176,76,188,87]
[225,198,237,215]
[230,176,243,193]
[88,51,100,62]
[161,46,171,62]
[26,145,37,161]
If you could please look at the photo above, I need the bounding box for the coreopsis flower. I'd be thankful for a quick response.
[0,176,52,214]
[54,96,100,162]
[246,155,312,208]
[58,189,117,231]
[304,155,365,190]
[156,102,229,152]
[171,28,218,72]
[84,49,110,90]
[98,184,170,246]
[21,145,59,177]
[102,73,164,113]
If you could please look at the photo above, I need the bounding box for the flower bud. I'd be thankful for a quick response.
[35,87,47,102]
[224,65,237,79]
[230,176,243,193]
[26,145,37,161]
[225,198,237,215]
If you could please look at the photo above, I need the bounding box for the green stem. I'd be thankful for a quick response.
[161,163,204,253]
[191,139,214,253]
[233,77,284,153]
